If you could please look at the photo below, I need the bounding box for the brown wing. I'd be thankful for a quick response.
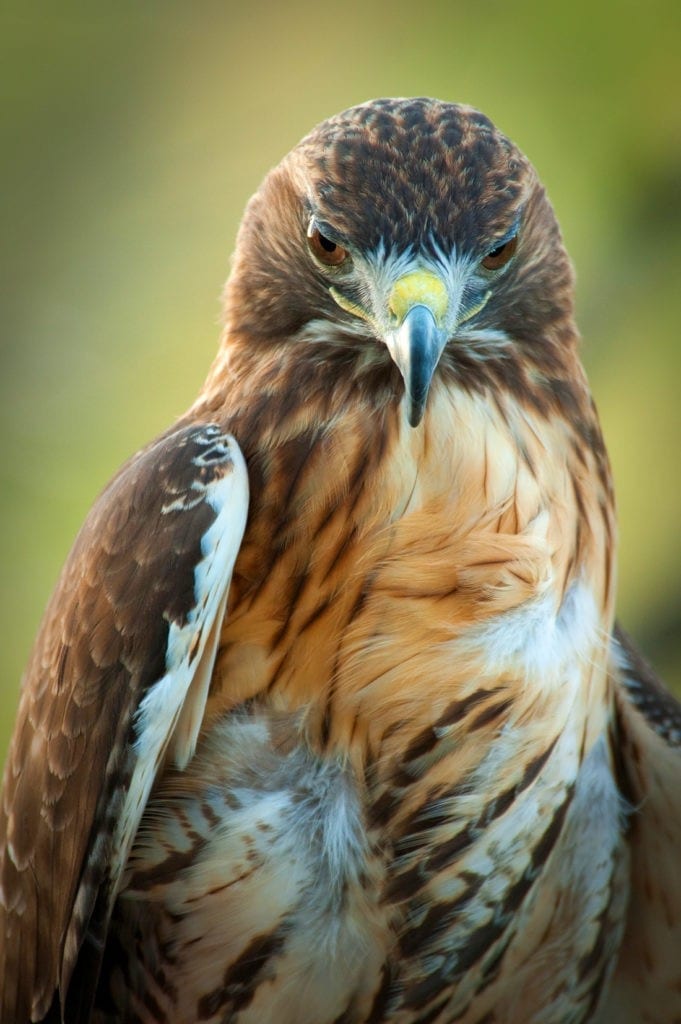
[599,625,681,1023]
[0,423,248,1023]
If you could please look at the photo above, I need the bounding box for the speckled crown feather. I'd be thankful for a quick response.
[291,97,533,257]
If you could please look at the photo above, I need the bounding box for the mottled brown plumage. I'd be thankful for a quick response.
[1,98,679,1024]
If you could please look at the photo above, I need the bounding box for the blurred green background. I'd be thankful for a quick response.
[1,1,680,765]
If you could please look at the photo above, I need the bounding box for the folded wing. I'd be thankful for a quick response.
[0,423,248,1023]
[600,626,681,1023]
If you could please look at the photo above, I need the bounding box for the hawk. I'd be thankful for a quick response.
[1,98,680,1024]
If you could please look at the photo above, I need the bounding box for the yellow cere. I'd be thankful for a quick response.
[329,286,374,325]
[459,289,492,323]
[388,271,449,325]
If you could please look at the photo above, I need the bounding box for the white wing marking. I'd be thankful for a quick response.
[112,434,249,891]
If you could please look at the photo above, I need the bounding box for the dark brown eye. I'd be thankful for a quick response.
[307,225,350,267]
[481,234,518,270]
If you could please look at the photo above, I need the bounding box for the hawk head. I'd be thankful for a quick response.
[224,97,577,427]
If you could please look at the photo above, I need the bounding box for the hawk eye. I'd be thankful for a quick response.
[307,224,350,267]
[481,234,518,271]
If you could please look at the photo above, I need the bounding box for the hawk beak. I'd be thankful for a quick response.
[386,271,451,428]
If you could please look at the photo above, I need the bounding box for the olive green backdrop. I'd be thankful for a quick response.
[2,1,680,765]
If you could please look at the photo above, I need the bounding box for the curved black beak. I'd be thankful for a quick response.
[386,304,450,427]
